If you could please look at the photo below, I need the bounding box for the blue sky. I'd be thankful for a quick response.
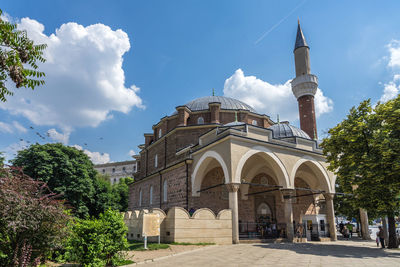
[1,0,400,163]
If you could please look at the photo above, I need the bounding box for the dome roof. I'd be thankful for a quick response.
[269,123,311,139]
[181,96,257,113]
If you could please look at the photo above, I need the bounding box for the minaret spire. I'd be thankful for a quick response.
[294,20,309,52]
[291,21,318,139]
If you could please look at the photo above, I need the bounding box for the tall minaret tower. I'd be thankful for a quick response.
[291,20,318,139]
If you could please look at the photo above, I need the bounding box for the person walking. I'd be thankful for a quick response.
[377,226,385,249]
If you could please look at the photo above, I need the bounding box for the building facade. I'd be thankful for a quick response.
[95,160,137,184]
[128,22,337,243]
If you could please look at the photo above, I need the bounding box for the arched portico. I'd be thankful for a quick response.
[234,146,290,187]
[191,150,230,197]
[291,157,337,241]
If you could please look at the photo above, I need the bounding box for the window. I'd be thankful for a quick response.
[139,189,142,206]
[133,165,136,172]
[158,128,162,138]
[113,178,117,184]
[154,154,158,168]
[122,166,126,172]
[252,120,258,126]
[150,186,153,205]
[112,168,115,173]
[102,169,105,173]
[163,180,168,202]
[197,117,204,124]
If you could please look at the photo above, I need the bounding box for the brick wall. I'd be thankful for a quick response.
[298,95,317,139]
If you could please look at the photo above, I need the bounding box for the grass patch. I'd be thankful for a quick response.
[127,240,170,251]
[170,242,215,246]
[116,259,134,266]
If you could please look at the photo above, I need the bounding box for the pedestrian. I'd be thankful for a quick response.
[347,223,353,238]
[377,226,385,249]
[339,221,344,233]
[376,236,379,247]
[343,226,349,239]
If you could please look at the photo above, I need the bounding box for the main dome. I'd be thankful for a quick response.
[182,96,257,113]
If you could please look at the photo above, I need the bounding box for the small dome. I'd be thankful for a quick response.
[269,123,310,139]
[181,96,257,113]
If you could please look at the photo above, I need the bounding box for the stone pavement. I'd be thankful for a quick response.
[133,239,400,266]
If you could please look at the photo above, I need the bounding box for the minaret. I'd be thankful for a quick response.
[291,20,318,139]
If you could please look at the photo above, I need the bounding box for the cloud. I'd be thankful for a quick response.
[47,128,70,144]
[223,69,333,122]
[72,145,110,164]
[380,41,400,102]
[0,18,144,131]
[2,140,29,162]
[128,149,136,157]
[0,121,27,133]
[0,122,13,133]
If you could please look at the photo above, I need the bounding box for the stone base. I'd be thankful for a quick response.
[240,238,288,244]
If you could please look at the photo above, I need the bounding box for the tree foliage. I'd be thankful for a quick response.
[321,96,400,248]
[12,143,98,218]
[64,209,128,267]
[0,9,46,102]
[0,166,70,266]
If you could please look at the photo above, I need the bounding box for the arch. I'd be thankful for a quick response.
[234,146,290,187]
[192,208,217,219]
[290,156,332,193]
[197,116,204,124]
[256,202,272,216]
[191,150,230,196]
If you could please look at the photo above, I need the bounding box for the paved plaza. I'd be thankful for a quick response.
[132,239,400,267]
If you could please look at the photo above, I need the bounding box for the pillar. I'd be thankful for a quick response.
[226,183,240,244]
[323,193,337,241]
[281,189,295,242]
[359,208,371,240]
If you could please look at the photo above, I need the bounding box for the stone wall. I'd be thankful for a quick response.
[123,207,232,245]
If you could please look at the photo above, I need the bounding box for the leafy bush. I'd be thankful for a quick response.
[65,209,128,267]
[0,166,70,267]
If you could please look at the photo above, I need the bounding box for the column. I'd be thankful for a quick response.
[359,208,371,240]
[323,193,337,241]
[226,183,240,244]
[281,189,295,242]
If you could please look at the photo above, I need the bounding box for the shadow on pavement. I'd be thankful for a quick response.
[252,239,400,259]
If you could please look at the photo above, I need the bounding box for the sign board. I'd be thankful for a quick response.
[142,213,160,237]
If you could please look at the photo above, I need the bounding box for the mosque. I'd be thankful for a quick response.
[128,22,337,243]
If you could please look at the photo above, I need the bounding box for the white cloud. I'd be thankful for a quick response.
[387,40,400,68]
[72,145,110,164]
[0,18,144,131]
[0,122,13,133]
[223,69,333,122]
[47,128,70,144]
[0,121,27,133]
[3,140,29,162]
[12,121,27,133]
[128,149,136,157]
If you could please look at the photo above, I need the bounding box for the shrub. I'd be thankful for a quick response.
[0,166,70,267]
[65,209,128,267]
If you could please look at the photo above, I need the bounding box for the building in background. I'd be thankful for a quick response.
[95,160,137,184]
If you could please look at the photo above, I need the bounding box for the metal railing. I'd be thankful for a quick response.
[239,222,287,239]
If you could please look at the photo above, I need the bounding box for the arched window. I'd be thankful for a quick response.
[197,117,204,124]
[158,128,162,138]
[252,120,258,126]
[150,186,153,205]
[139,189,142,206]
[113,178,117,184]
[112,168,115,173]
[163,180,168,203]
[154,154,158,168]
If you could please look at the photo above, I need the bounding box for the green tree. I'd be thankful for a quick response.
[64,209,128,267]
[0,9,46,102]
[321,96,400,248]
[112,177,134,212]
[12,143,98,218]
[0,166,70,266]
